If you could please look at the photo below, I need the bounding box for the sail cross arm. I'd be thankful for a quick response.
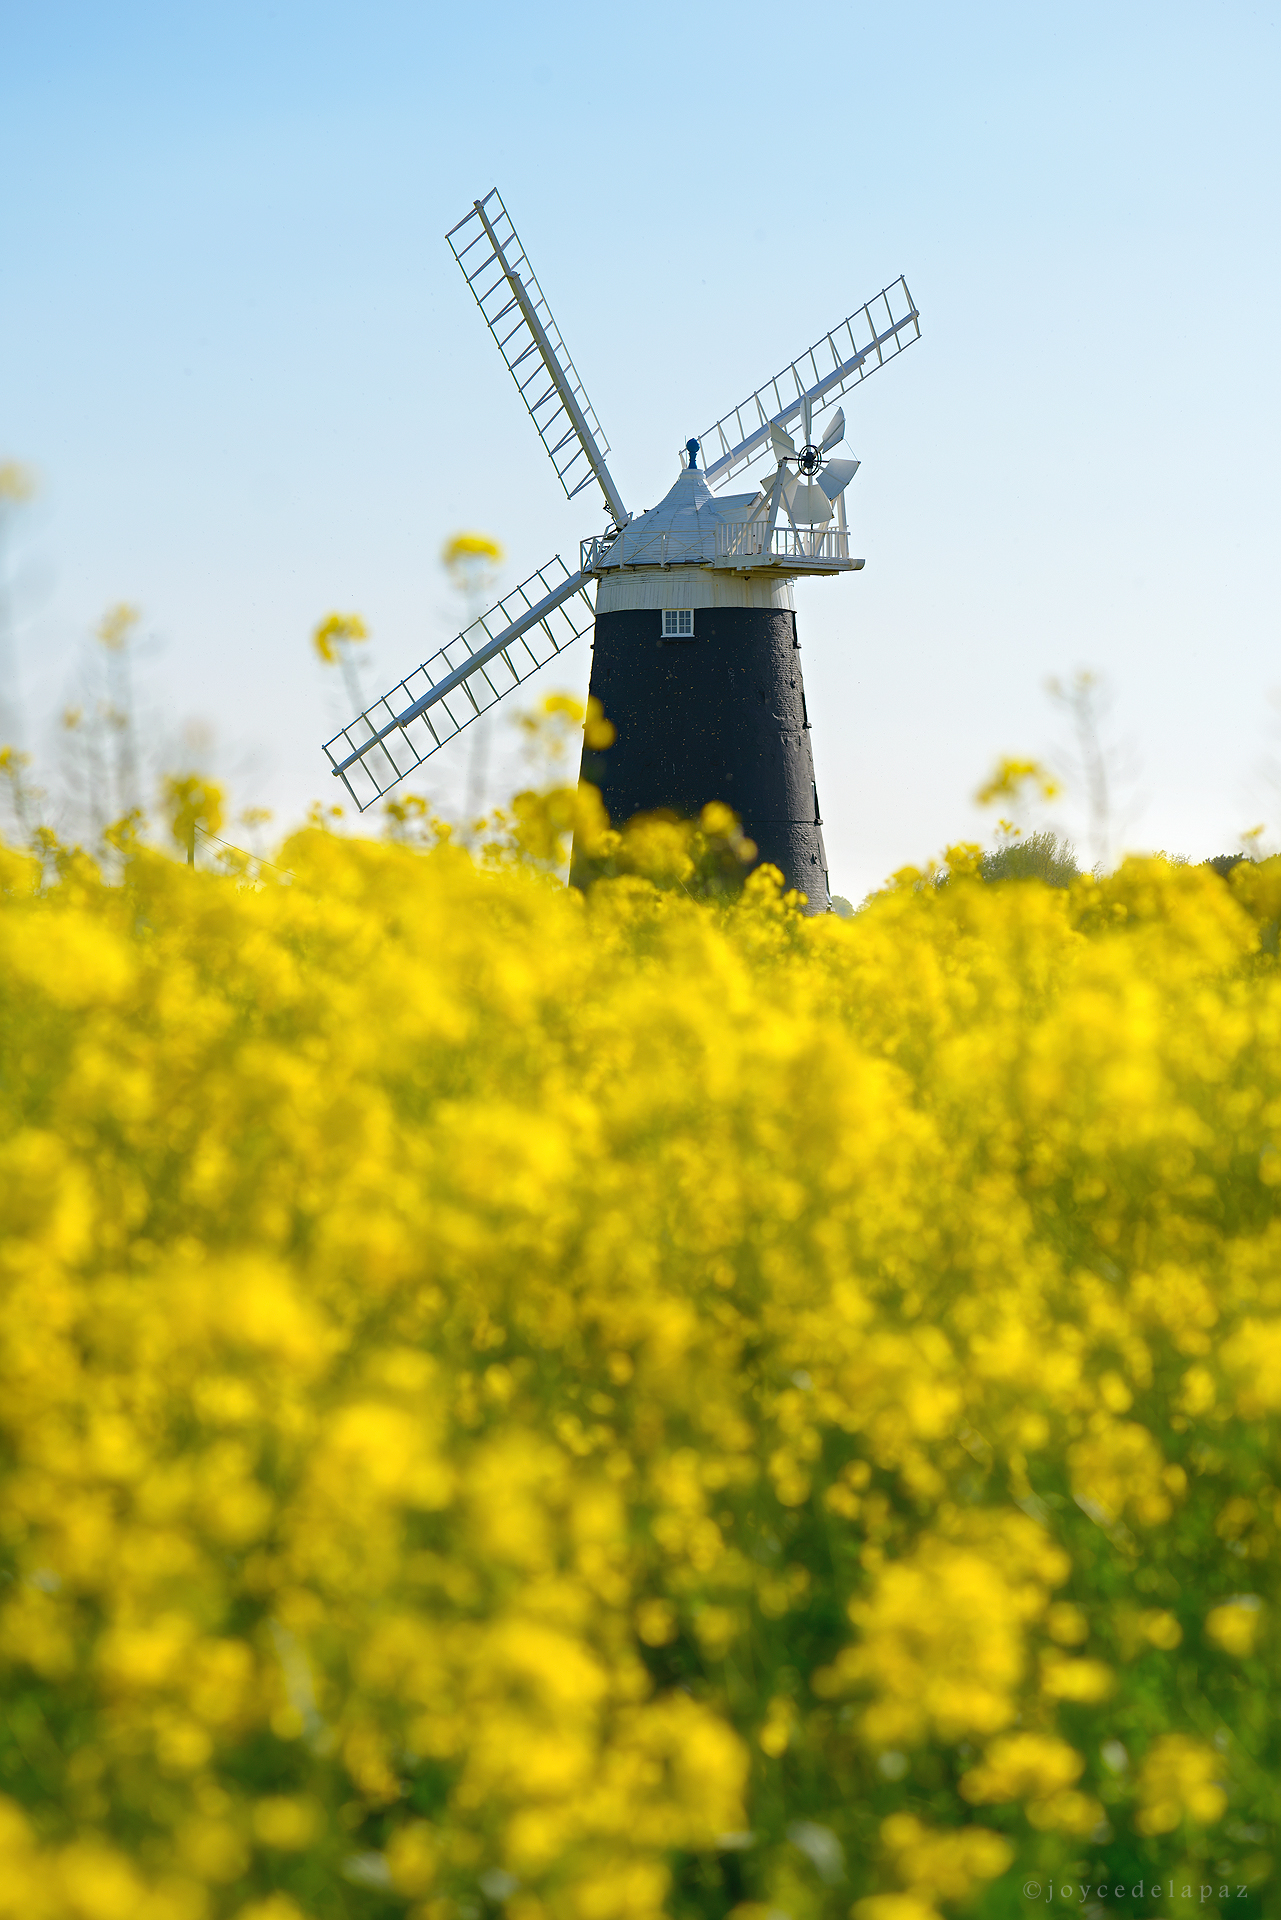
[322,559,596,811]
[698,277,920,487]
[448,189,628,526]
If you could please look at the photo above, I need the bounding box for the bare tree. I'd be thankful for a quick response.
[0,461,37,751]
[442,534,504,837]
[98,603,142,820]
[1046,671,1142,872]
[56,603,146,853]
[1047,671,1111,870]
[0,746,41,848]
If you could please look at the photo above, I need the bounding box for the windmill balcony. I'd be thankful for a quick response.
[580,524,864,578]
[712,521,864,573]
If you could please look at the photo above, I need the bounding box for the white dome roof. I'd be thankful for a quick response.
[599,466,758,569]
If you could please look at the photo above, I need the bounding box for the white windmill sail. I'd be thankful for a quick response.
[694,277,920,487]
[324,558,595,811]
[447,190,628,527]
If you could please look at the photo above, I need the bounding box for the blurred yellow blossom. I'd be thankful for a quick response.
[959,1731,1084,1801]
[1134,1735,1226,1834]
[442,532,503,568]
[312,611,368,664]
[96,602,141,652]
[1205,1597,1262,1656]
[0,801,1278,1915]
[879,1812,1011,1900]
[162,773,224,860]
[0,460,36,502]
[975,757,1061,806]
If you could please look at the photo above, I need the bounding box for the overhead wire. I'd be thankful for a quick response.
[194,824,298,882]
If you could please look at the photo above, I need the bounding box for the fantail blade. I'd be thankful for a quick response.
[816,456,860,502]
[819,406,846,453]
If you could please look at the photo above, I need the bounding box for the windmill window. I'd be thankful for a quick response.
[662,609,694,638]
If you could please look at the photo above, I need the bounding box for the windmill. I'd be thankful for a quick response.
[323,188,920,910]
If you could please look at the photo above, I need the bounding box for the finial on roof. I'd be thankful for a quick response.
[685,438,700,470]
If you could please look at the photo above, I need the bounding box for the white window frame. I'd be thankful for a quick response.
[662,608,694,637]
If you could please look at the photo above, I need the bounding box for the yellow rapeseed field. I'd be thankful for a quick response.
[2,779,1280,1920]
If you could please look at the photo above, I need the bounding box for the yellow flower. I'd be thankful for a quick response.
[0,460,36,501]
[1044,1602,1088,1646]
[1205,1597,1261,1657]
[959,1731,1084,1803]
[1068,1420,1178,1527]
[162,772,224,850]
[1135,1735,1226,1835]
[312,610,368,662]
[1039,1656,1116,1702]
[442,532,504,567]
[879,1813,1012,1901]
[818,1515,1067,1744]
[634,1599,677,1646]
[96,601,141,652]
[252,1796,319,1849]
[387,1820,439,1894]
[853,1899,941,1920]
[1140,1609,1183,1650]
[975,757,1060,806]
[758,1695,796,1756]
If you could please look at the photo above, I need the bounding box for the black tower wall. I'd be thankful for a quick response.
[579,603,830,910]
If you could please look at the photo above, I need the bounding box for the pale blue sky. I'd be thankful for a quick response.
[2,0,1278,893]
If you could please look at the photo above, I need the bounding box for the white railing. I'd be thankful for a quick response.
[580,523,860,572]
[714,522,854,565]
[581,529,703,570]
